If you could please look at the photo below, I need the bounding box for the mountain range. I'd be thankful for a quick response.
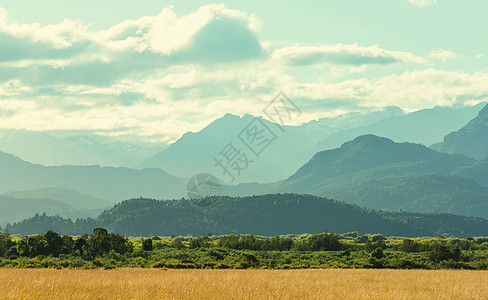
[139,113,325,183]
[1,103,488,231]
[0,103,482,185]
[314,103,486,150]
[140,104,483,183]
[0,187,111,226]
[280,134,477,194]
[0,151,185,202]
[0,130,164,168]
[431,103,488,160]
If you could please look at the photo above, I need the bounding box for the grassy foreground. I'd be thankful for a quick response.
[2,268,488,299]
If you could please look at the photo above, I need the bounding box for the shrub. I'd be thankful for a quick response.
[370,248,384,259]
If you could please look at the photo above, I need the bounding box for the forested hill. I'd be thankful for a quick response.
[6,194,488,237]
[280,134,475,195]
[327,175,488,218]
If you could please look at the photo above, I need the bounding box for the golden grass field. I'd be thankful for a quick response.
[2,268,488,299]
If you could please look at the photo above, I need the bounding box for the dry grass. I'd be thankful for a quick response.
[2,268,488,299]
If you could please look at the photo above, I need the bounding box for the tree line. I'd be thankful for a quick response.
[0,228,131,259]
[5,194,488,238]
[2,228,488,270]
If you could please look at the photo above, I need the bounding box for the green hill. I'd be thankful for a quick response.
[454,157,488,186]
[6,194,488,237]
[328,175,488,218]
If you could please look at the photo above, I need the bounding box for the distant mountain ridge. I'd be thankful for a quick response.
[0,131,163,168]
[0,151,185,201]
[431,103,488,160]
[140,113,333,182]
[312,103,486,152]
[0,104,482,184]
[0,188,110,225]
[235,104,484,183]
[140,104,482,183]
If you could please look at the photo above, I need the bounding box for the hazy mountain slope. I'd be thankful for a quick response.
[454,157,488,186]
[280,135,475,194]
[0,151,185,201]
[2,187,112,210]
[431,103,488,160]
[328,175,488,218]
[0,196,74,226]
[220,181,282,197]
[308,106,405,132]
[7,194,488,237]
[140,114,332,182]
[313,103,485,152]
[251,104,484,181]
[140,107,407,183]
[0,197,105,226]
[0,187,111,225]
[0,131,163,168]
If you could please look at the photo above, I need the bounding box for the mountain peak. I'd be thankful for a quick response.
[381,105,404,114]
[283,134,475,195]
[222,113,240,119]
[341,134,394,148]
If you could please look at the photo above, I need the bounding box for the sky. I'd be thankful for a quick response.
[0,0,487,144]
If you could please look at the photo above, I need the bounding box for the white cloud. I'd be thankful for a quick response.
[273,44,424,68]
[2,66,487,143]
[0,4,486,144]
[149,4,259,55]
[0,7,7,22]
[428,48,458,62]
[289,69,488,112]
[0,13,91,49]
[408,0,437,7]
[0,4,262,68]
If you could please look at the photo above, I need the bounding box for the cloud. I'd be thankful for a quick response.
[272,44,423,67]
[0,4,486,144]
[408,0,437,7]
[148,5,260,56]
[287,69,488,112]
[177,16,263,62]
[3,64,488,143]
[0,5,263,86]
[428,48,458,62]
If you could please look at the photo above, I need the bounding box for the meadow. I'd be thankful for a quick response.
[2,268,488,299]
